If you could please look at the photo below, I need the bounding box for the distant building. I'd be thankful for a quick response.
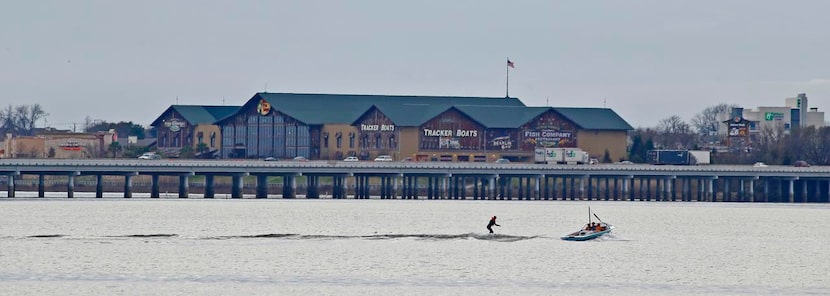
[1,130,117,159]
[214,92,634,162]
[150,105,240,157]
[719,93,825,136]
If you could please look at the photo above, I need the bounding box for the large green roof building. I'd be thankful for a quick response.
[211,92,632,162]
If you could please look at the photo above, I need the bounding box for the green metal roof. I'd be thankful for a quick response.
[453,106,550,128]
[151,105,240,127]
[213,93,632,131]
[231,92,526,125]
[552,107,633,130]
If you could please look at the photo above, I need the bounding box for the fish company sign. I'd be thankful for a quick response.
[423,128,479,137]
[164,119,187,132]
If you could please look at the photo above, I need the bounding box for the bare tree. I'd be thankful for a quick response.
[0,104,48,136]
[0,105,15,135]
[655,115,697,149]
[691,103,739,136]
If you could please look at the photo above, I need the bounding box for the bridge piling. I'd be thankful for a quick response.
[7,175,14,198]
[151,175,160,198]
[67,175,74,198]
[124,175,132,198]
[204,175,214,198]
[95,175,103,198]
[179,175,189,198]
[39,174,45,198]
[256,175,268,198]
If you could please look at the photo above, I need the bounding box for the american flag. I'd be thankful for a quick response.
[507,59,515,68]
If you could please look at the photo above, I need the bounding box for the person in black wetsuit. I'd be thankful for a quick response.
[486,216,501,233]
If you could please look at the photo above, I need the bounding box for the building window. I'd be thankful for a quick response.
[374,134,381,149]
[197,132,204,144]
[336,133,342,148]
[210,132,216,148]
[361,134,369,149]
[323,133,329,148]
[389,135,396,149]
[349,133,355,148]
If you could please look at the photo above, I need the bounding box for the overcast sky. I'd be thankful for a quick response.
[2,0,829,129]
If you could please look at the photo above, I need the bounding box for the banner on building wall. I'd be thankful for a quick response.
[523,129,575,148]
[164,118,186,132]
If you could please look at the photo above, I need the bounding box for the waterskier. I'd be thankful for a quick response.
[486,216,501,233]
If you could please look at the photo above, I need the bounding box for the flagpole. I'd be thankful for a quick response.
[506,57,509,98]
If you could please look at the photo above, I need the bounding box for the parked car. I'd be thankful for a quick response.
[263,157,278,161]
[138,152,161,160]
[794,160,810,167]
[374,155,393,162]
[343,156,359,162]
[495,158,510,163]
[401,157,413,162]
[753,162,767,167]
[292,156,309,162]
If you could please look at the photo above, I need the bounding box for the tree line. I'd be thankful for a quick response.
[629,103,830,166]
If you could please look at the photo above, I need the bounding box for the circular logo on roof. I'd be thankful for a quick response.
[257,99,271,116]
[733,116,742,123]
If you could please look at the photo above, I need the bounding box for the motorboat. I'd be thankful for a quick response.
[561,207,613,241]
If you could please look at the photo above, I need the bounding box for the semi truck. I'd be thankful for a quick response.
[539,148,591,164]
[647,149,706,165]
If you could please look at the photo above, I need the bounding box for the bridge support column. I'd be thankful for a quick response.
[232,175,243,198]
[535,176,541,200]
[204,175,215,198]
[815,180,822,203]
[739,179,745,202]
[343,176,350,199]
[256,175,268,198]
[586,177,593,200]
[39,174,46,198]
[708,178,715,202]
[461,177,467,200]
[7,176,14,198]
[666,176,682,201]
[667,177,674,201]
[282,175,296,199]
[488,176,495,200]
[681,178,689,202]
[748,179,755,202]
[95,175,103,198]
[788,179,795,203]
[332,176,340,199]
[151,175,160,198]
[179,175,189,198]
[763,179,769,202]
[579,176,586,200]
[603,177,617,200]
[124,175,132,198]
[826,180,830,203]
[67,175,75,198]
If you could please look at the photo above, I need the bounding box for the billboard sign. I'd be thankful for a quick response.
[727,116,749,137]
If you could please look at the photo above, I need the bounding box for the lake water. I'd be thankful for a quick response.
[0,197,828,295]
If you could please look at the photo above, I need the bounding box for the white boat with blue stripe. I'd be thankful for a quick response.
[561,207,613,241]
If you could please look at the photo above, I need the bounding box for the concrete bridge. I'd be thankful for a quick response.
[1,159,828,202]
